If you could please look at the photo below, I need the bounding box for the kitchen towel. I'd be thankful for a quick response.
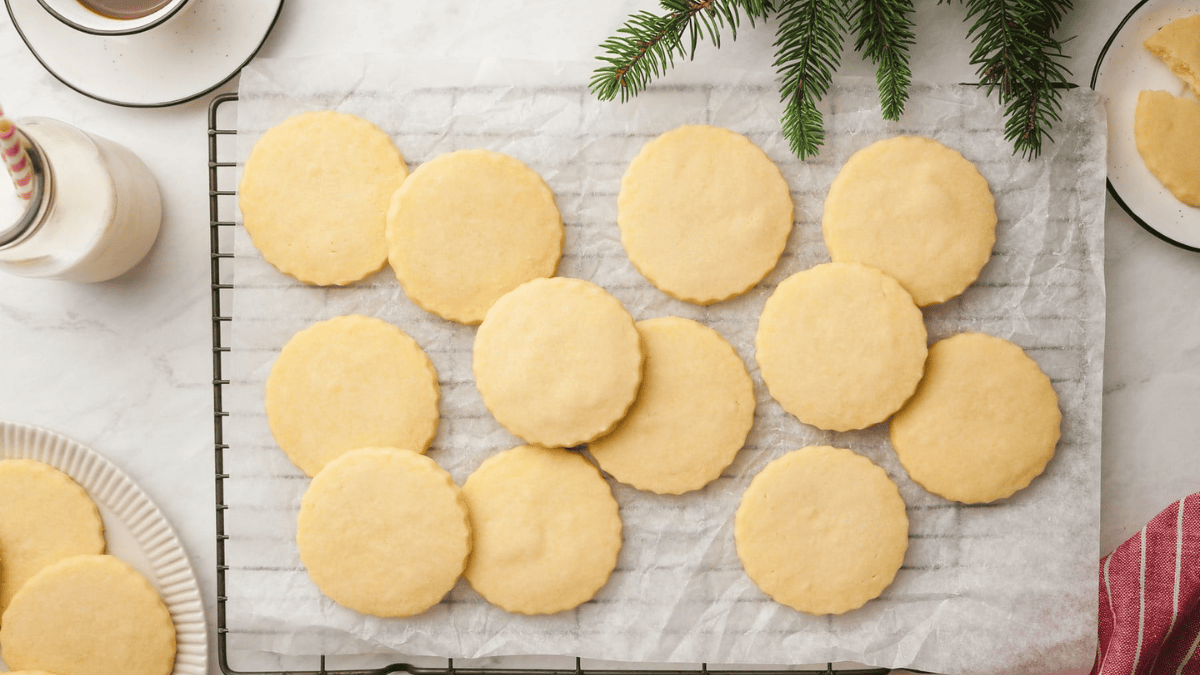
[1094,493,1200,674]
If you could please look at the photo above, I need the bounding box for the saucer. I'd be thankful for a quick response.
[6,0,284,108]
[1091,0,1200,252]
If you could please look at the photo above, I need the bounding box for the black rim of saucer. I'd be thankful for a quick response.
[34,0,188,36]
[1090,0,1200,253]
[5,0,286,109]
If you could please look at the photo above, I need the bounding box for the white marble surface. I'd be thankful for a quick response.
[0,1,1197,674]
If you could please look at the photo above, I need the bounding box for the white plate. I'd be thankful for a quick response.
[0,420,208,675]
[5,0,284,108]
[1091,0,1200,252]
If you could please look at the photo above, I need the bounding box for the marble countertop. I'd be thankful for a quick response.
[1,1,1198,673]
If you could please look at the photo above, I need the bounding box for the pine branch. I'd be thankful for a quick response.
[963,0,1073,157]
[774,0,848,159]
[590,0,773,103]
[848,0,915,121]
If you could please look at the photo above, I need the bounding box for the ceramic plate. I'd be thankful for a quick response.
[1091,0,1200,251]
[5,0,284,108]
[0,420,208,675]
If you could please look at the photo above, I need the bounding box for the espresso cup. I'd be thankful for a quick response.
[36,0,190,36]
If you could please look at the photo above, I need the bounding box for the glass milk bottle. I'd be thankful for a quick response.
[0,117,162,282]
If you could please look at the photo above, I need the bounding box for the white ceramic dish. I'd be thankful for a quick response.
[5,0,284,108]
[0,420,208,675]
[1092,0,1200,252]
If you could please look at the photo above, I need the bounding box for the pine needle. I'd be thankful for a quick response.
[590,0,773,103]
[774,0,847,159]
[848,0,915,121]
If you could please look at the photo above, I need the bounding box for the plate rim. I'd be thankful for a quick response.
[1090,0,1200,253]
[3,0,285,109]
[0,419,209,675]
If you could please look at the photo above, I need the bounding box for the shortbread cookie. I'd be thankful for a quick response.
[473,277,642,447]
[756,262,927,431]
[387,149,564,324]
[0,459,105,616]
[617,125,794,304]
[1145,15,1200,97]
[735,446,908,615]
[462,445,622,614]
[890,332,1062,503]
[1134,90,1200,207]
[266,315,439,476]
[823,136,997,306]
[297,448,470,618]
[0,554,175,675]
[588,317,755,494]
[239,110,408,285]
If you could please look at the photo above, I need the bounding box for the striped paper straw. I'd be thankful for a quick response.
[0,106,33,201]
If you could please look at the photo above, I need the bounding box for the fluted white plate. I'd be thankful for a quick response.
[0,420,208,675]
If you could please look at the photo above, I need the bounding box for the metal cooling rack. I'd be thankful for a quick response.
[207,92,894,675]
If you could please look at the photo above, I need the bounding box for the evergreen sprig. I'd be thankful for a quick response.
[589,0,773,103]
[963,0,1073,157]
[590,0,1073,160]
[848,0,916,121]
[774,0,847,158]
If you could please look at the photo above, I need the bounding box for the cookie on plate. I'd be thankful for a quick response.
[0,554,175,675]
[0,459,105,617]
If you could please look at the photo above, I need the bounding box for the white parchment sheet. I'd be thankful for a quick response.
[223,55,1106,675]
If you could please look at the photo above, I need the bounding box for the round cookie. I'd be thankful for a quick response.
[266,315,439,477]
[239,110,408,286]
[734,446,908,615]
[617,125,794,305]
[0,459,105,617]
[0,554,175,675]
[588,316,755,494]
[889,332,1062,504]
[297,448,471,617]
[387,149,564,324]
[822,135,997,306]
[756,262,927,432]
[473,277,642,447]
[1134,90,1200,207]
[462,445,622,614]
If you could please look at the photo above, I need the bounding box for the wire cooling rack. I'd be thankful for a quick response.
[208,92,894,675]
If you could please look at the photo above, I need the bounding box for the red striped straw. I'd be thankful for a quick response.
[0,106,33,201]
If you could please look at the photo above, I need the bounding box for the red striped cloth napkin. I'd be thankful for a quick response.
[1093,493,1200,675]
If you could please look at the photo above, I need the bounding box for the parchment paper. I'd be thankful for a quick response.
[223,55,1106,675]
